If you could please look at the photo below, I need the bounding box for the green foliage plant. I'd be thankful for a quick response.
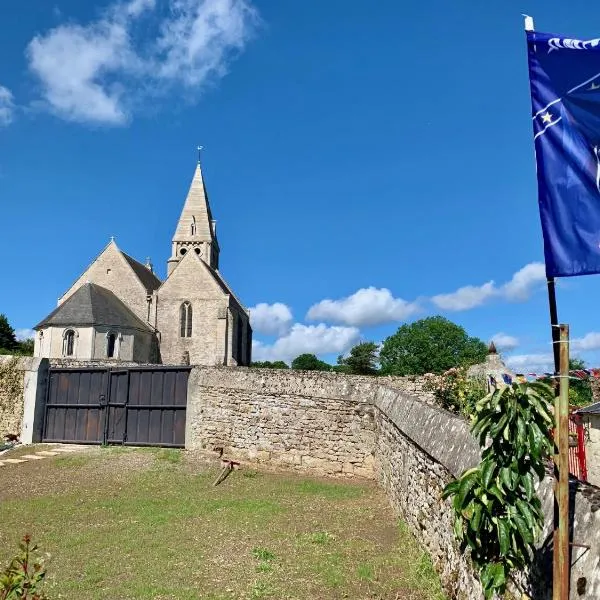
[291,354,332,371]
[442,382,554,598]
[0,535,49,600]
[379,316,487,375]
[424,367,488,418]
[250,361,289,369]
[0,314,17,353]
[337,342,379,375]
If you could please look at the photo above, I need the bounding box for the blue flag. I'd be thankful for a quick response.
[527,31,600,277]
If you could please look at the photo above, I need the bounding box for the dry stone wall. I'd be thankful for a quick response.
[0,357,25,439]
[186,366,600,600]
[0,356,48,443]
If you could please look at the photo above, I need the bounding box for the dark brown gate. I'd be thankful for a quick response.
[42,366,190,447]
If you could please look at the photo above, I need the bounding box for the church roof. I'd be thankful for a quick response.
[36,283,153,331]
[172,162,218,245]
[121,252,161,292]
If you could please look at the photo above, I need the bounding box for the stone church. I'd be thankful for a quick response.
[34,161,252,366]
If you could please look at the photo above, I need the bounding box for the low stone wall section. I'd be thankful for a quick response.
[0,356,49,443]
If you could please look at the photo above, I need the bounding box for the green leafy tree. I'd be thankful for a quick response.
[442,382,554,598]
[0,315,17,353]
[16,339,34,357]
[337,342,379,375]
[568,358,593,407]
[291,354,332,371]
[250,361,289,369]
[379,316,487,375]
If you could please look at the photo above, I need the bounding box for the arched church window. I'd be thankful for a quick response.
[180,302,193,338]
[107,332,117,358]
[63,329,75,357]
[191,216,196,236]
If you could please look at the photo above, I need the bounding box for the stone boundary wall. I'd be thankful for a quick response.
[187,366,600,600]
[0,356,49,443]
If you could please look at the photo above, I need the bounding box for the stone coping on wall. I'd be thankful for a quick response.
[372,385,481,479]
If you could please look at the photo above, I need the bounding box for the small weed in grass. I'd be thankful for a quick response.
[308,531,334,545]
[242,470,259,478]
[252,548,276,562]
[155,449,181,464]
[255,562,273,574]
[250,580,271,599]
[357,562,375,582]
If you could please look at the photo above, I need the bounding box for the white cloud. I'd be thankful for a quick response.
[15,328,35,341]
[571,332,600,351]
[27,0,258,124]
[306,287,420,327]
[505,353,554,373]
[252,323,360,363]
[249,302,293,336]
[501,262,546,301]
[429,262,547,312]
[490,332,519,351]
[431,281,496,311]
[0,86,14,126]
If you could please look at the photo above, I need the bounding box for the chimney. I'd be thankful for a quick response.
[145,257,153,272]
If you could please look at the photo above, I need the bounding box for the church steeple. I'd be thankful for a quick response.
[167,158,220,275]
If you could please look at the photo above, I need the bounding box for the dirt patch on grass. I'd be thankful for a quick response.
[0,447,445,600]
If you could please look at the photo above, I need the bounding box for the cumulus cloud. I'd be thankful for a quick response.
[501,262,546,301]
[0,86,14,126]
[252,323,360,363]
[571,332,600,351]
[306,287,420,327]
[505,353,554,373]
[430,262,546,312]
[490,332,519,351]
[249,302,293,336]
[431,281,496,311]
[27,0,258,124]
[15,328,35,341]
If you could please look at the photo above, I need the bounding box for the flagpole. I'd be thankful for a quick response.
[523,13,570,600]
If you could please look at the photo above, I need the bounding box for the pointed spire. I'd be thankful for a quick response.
[488,341,498,355]
[172,161,215,242]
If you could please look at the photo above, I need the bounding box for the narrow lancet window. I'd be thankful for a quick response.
[63,330,75,357]
[180,302,193,337]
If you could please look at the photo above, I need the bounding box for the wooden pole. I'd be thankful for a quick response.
[547,278,560,374]
[553,324,570,600]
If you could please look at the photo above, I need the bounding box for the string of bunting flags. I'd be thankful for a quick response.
[489,369,600,387]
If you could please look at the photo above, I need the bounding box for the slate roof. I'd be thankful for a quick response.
[121,252,161,292]
[576,401,600,415]
[35,283,152,331]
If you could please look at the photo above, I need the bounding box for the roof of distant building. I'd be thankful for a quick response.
[35,283,153,331]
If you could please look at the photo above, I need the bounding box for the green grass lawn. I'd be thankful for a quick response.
[0,446,445,600]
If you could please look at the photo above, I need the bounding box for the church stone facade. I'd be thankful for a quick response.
[34,161,252,366]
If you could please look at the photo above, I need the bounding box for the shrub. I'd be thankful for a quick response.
[442,382,554,598]
[0,535,49,600]
[423,368,487,418]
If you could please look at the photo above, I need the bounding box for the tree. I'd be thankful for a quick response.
[0,314,17,352]
[17,338,35,356]
[337,342,379,375]
[250,360,289,369]
[379,316,487,376]
[291,354,332,371]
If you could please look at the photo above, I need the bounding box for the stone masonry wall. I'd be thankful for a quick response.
[186,367,380,476]
[186,367,600,600]
[0,357,25,439]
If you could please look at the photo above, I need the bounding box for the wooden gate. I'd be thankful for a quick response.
[42,366,190,447]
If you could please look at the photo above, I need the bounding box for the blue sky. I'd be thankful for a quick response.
[3,0,600,371]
